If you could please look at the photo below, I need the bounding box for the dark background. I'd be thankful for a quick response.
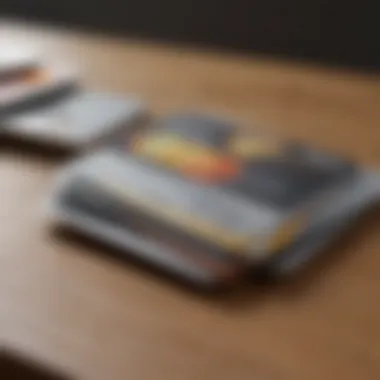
[1,0,379,70]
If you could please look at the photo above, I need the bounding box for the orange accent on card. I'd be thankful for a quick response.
[131,133,240,183]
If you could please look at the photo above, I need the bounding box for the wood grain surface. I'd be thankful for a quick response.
[1,19,380,380]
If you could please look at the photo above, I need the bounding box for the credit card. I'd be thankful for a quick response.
[0,64,78,118]
[0,46,39,81]
[2,92,146,151]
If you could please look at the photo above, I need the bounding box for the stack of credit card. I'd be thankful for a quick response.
[48,114,380,288]
[0,48,77,117]
[0,45,146,151]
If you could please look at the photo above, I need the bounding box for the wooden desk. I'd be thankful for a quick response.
[1,20,380,380]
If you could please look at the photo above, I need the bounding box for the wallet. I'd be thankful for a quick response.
[47,114,380,288]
